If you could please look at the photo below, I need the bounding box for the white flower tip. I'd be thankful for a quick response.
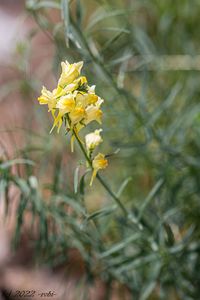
[77,61,84,72]
[90,85,96,93]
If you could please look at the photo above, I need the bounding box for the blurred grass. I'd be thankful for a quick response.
[1,0,200,299]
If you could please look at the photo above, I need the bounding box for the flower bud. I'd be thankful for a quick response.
[85,129,103,151]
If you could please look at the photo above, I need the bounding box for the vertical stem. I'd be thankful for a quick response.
[72,129,92,166]
[72,129,128,216]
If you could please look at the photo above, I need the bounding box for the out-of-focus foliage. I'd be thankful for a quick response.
[1,0,200,299]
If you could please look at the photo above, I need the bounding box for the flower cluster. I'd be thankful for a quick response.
[38,60,108,185]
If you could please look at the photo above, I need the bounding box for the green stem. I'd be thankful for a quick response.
[72,129,128,216]
[96,173,128,216]
[73,129,92,166]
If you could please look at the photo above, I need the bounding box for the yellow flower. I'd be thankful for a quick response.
[90,153,108,186]
[85,85,98,105]
[56,94,75,115]
[58,60,83,88]
[85,129,103,151]
[76,92,98,108]
[69,105,86,127]
[62,76,87,94]
[87,94,98,105]
[38,86,57,112]
[85,105,103,125]
[38,60,106,157]
[83,96,103,125]
[49,94,76,133]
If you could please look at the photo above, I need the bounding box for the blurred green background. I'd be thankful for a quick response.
[1,0,200,299]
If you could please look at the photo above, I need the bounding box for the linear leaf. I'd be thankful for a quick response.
[116,177,132,197]
[0,159,34,170]
[74,166,80,194]
[61,0,70,47]
[138,179,164,221]
[100,233,140,259]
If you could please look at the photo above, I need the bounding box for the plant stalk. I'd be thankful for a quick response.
[72,129,128,216]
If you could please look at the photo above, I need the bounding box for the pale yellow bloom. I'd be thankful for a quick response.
[84,96,104,125]
[38,86,57,112]
[56,94,75,115]
[76,92,98,108]
[50,94,76,133]
[69,105,86,127]
[85,129,103,151]
[85,105,103,125]
[38,60,106,158]
[90,153,108,186]
[62,76,87,94]
[58,60,83,88]
[87,94,99,105]
[85,85,98,105]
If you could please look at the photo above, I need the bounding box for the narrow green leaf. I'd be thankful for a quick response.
[164,222,175,246]
[0,159,34,170]
[86,8,134,31]
[147,83,181,126]
[74,166,80,194]
[87,205,117,221]
[13,196,28,248]
[116,177,132,197]
[101,31,124,54]
[93,27,130,34]
[12,177,30,197]
[61,0,70,47]
[76,0,82,27]
[138,179,164,221]
[53,195,86,215]
[79,170,90,198]
[100,233,140,259]
[139,262,161,300]
[34,1,61,10]
[116,253,159,274]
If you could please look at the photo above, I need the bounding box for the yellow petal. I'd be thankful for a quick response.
[84,105,103,125]
[69,106,86,127]
[56,94,75,115]
[38,86,57,112]
[71,135,75,152]
[58,61,84,88]
[90,153,108,186]
[90,169,97,186]
[92,153,108,170]
[50,112,63,133]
